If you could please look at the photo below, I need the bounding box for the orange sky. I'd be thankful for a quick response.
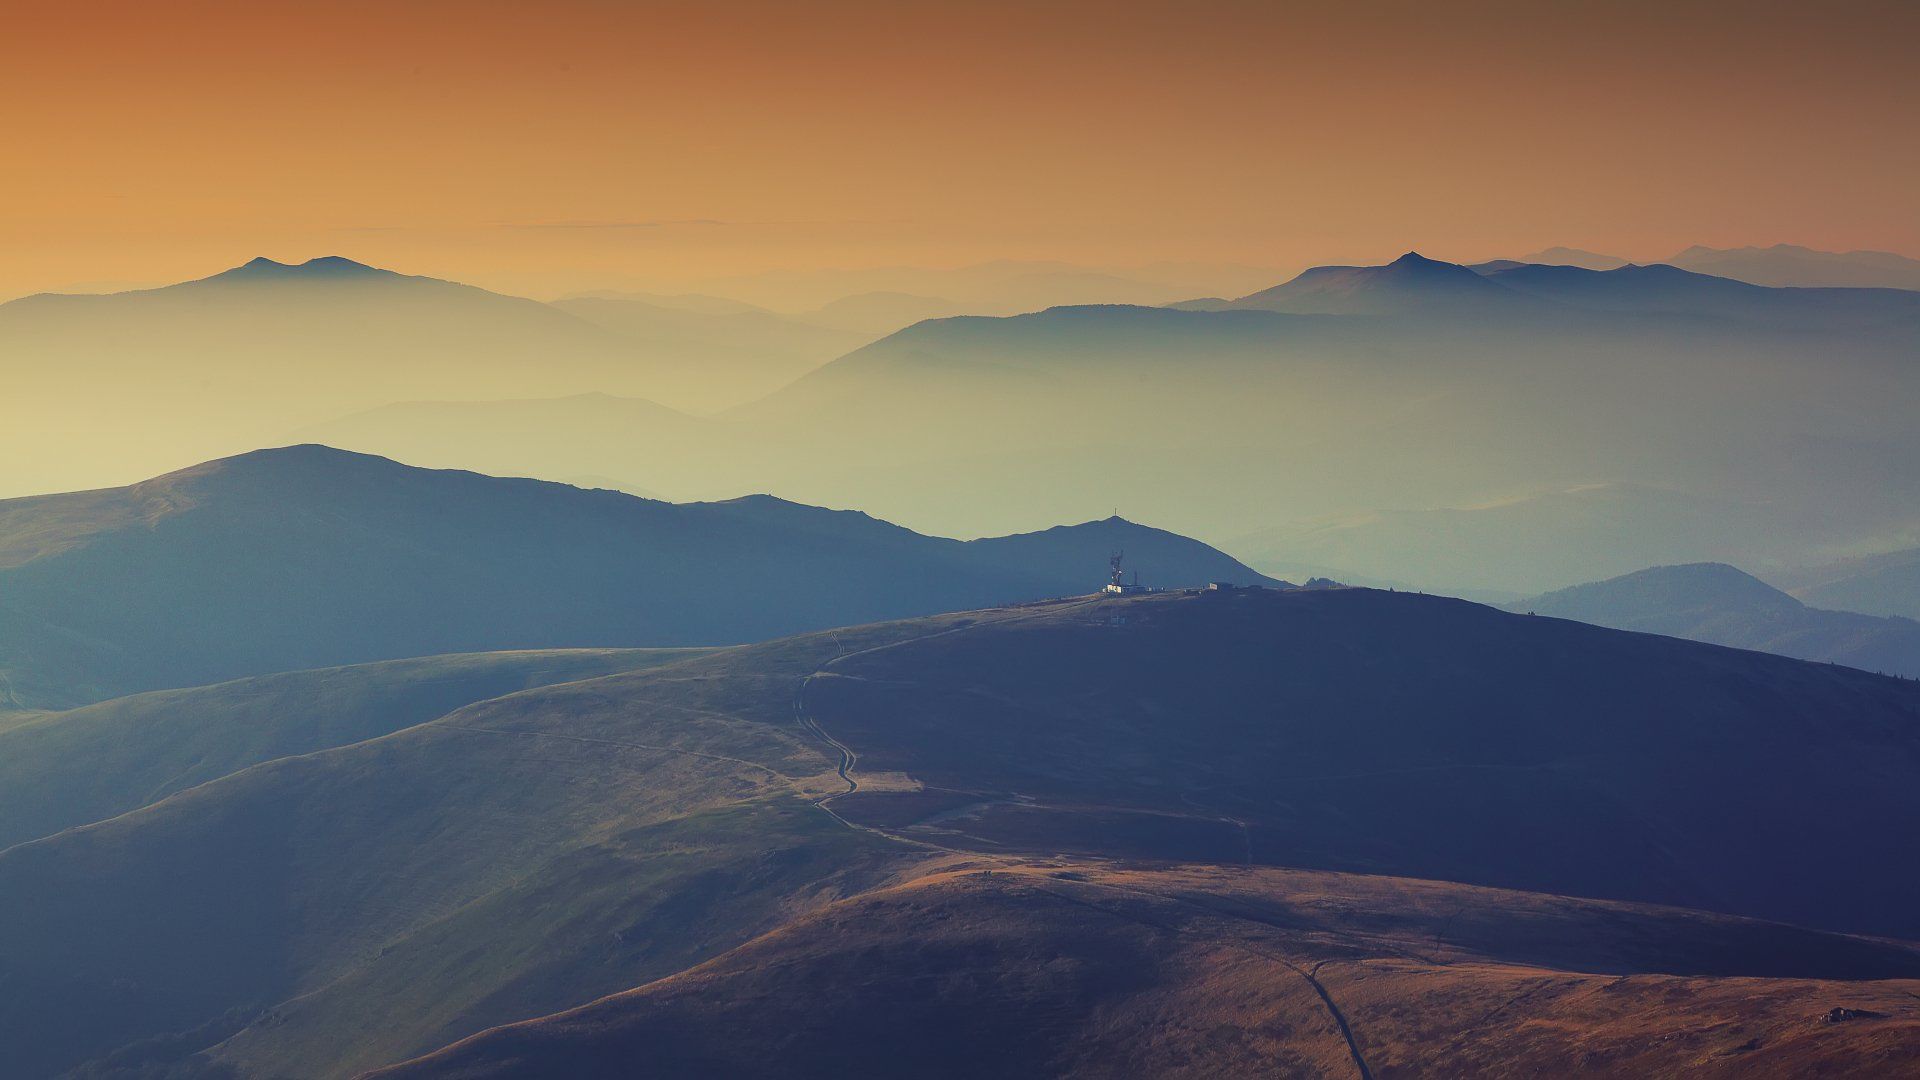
[3,0,1915,299]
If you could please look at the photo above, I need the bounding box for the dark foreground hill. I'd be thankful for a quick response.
[0,445,1273,710]
[4,589,1919,1077]
[1509,562,1920,678]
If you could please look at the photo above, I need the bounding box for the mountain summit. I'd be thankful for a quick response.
[197,255,399,286]
[1224,251,1530,315]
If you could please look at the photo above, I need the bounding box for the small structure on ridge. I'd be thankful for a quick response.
[1104,550,1149,595]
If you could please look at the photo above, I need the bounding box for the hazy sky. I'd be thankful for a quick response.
[4,0,1915,299]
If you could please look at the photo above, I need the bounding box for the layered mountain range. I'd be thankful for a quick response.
[6,588,1919,1077]
[11,249,1918,595]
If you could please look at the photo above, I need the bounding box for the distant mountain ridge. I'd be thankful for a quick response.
[0,254,888,497]
[196,254,399,284]
[12,249,1918,597]
[1474,244,1920,290]
[1214,251,1529,316]
[0,445,1279,709]
[1199,251,1920,324]
[1667,243,1920,290]
[1771,546,1920,622]
[1479,261,1920,327]
[1515,246,1631,269]
[271,248,1920,579]
[1509,562,1920,678]
[6,255,520,309]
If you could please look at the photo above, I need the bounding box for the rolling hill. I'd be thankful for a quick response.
[5,588,1920,1076]
[374,864,1920,1080]
[0,647,709,852]
[0,446,1276,710]
[1507,563,1920,678]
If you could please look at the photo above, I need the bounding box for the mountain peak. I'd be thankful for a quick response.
[1526,562,1802,617]
[1226,251,1517,315]
[204,256,394,285]
[168,443,412,483]
[1378,252,1488,281]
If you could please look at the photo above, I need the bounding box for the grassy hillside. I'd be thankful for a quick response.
[214,800,907,1079]
[0,643,868,1077]
[5,589,1920,1076]
[374,864,1920,1080]
[0,647,709,851]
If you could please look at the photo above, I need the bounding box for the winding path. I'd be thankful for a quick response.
[790,599,1096,808]
[784,596,1377,1079]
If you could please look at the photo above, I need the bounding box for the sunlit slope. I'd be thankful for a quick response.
[375,864,1920,1080]
[5,590,1920,1075]
[0,647,708,851]
[0,634,899,1078]
[0,445,1272,709]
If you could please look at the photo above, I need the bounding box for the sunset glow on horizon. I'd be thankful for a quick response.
[6,0,1915,300]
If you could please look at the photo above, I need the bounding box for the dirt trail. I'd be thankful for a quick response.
[791,599,1098,805]
[781,596,1381,1078]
